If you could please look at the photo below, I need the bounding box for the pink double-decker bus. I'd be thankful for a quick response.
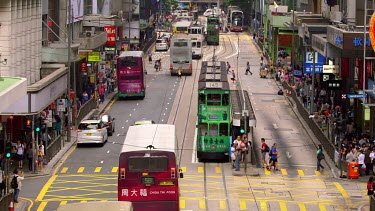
[118,124,182,211]
[117,51,146,99]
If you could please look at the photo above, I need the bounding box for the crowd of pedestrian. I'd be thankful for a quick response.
[230,135,251,171]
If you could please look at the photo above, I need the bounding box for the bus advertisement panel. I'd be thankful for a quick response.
[117,51,146,99]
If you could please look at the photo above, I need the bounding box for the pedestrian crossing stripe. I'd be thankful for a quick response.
[58,166,327,177]
[34,200,347,211]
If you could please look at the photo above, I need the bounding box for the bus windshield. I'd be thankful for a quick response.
[128,156,168,172]
[174,41,188,47]
[232,17,243,26]
[120,57,141,67]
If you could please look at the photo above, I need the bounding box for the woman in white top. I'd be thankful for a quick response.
[16,140,24,169]
[358,149,365,176]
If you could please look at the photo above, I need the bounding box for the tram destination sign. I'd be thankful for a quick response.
[205,82,223,88]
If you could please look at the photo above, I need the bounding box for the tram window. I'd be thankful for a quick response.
[199,93,206,104]
[207,94,221,106]
[209,124,218,136]
[197,42,201,48]
[219,123,229,136]
[222,94,229,106]
[199,123,208,136]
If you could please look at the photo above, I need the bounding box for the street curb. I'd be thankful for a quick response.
[24,93,117,178]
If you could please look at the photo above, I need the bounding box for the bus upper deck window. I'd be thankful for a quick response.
[192,42,197,47]
[219,123,229,136]
[222,94,229,106]
[209,124,218,136]
[199,123,208,136]
[197,42,201,48]
[198,29,201,34]
[207,94,221,106]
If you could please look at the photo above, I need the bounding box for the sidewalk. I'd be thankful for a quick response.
[13,91,117,211]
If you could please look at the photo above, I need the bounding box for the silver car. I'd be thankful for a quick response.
[77,119,108,146]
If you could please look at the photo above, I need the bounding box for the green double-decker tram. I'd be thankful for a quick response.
[197,61,230,161]
[206,16,220,45]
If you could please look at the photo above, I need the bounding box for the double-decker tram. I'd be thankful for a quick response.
[229,10,244,32]
[117,51,146,99]
[172,20,191,34]
[206,15,220,45]
[188,22,205,59]
[118,124,182,211]
[197,61,231,160]
[170,34,192,76]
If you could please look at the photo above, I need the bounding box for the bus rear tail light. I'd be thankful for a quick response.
[170,64,173,70]
[189,64,192,70]
[97,129,102,132]
[76,129,81,132]
[171,168,176,179]
[120,168,126,179]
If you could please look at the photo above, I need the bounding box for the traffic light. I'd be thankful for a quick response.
[35,117,41,132]
[240,116,250,134]
[5,141,11,158]
[26,119,31,127]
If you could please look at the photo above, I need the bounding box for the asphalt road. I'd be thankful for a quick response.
[17,31,370,211]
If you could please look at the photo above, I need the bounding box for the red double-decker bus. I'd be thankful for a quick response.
[118,124,182,211]
[117,51,146,99]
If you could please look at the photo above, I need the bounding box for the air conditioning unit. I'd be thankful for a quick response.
[42,40,49,47]
[85,31,95,37]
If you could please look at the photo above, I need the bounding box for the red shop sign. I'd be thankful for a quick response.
[104,26,116,46]
[80,62,87,72]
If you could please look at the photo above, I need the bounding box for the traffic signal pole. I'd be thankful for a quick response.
[32,115,36,173]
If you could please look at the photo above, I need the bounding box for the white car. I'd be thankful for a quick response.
[155,38,169,51]
[203,9,213,17]
[77,119,108,146]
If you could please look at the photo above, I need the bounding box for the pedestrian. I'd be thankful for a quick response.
[37,145,44,172]
[368,176,375,195]
[148,51,152,64]
[54,115,61,136]
[267,143,279,171]
[110,77,115,92]
[358,149,365,176]
[154,60,159,72]
[260,138,269,168]
[234,142,243,171]
[16,140,24,169]
[317,144,325,171]
[12,169,24,203]
[231,142,238,168]
[0,168,4,198]
[226,62,231,74]
[82,91,89,104]
[178,69,182,79]
[158,59,162,71]
[245,61,253,75]
[365,147,373,175]
[25,144,33,171]
[99,86,105,104]
[260,56,264,67]
[231,71,236,83]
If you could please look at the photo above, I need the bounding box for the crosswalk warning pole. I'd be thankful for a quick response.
[9,198,14,211]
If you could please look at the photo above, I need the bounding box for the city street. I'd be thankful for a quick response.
[16,33,370,211]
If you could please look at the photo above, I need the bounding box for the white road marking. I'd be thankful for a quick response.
[136,103,139,105]
[101,161,104,164]
[107,150,110,153]
[286,152,292,158]
[112,142,115,144]
[273,124,279,129]
[122,126,125,128]
[167,102,170,104]
[117,134,120,136]
[255,109,259,110]
[192,128,198,163]
[169,98,171,99]
[129,114,132,116]
[164,113,166,115]
[165,107,168,110]
[133,108,136,111]
[146,85,149,88]
[161,119,164,122]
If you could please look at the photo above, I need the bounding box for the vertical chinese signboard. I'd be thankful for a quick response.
[104,26,116,46]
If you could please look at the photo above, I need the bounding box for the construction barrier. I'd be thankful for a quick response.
[0,192,14,211]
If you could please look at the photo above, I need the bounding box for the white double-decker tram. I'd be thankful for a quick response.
[188,22,205,59]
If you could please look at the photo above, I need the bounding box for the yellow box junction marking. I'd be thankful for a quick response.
[199,199,206,209]
[334,182,351,206]
[59,201,67,206]
[315,170,321,176]
[36,175,58,201]
[112,167,118,173]
[60,167,68,174]
[77,167,85,173]
[215,167,221,174]
[278,201,287,211]
[198,167,204,173]
[264,168,271,175]
[239,200,247,210]
[181,166,186,173]
[281,169,287,175]
[297,169,305,176]
[36,202,47,211]
[219,200,226,209]
[260,200,267,210]
[319,204,327,211]
[81,200,87,203]
[298,202,307,211]
[94,167,102,173]
[179,199,186,209]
